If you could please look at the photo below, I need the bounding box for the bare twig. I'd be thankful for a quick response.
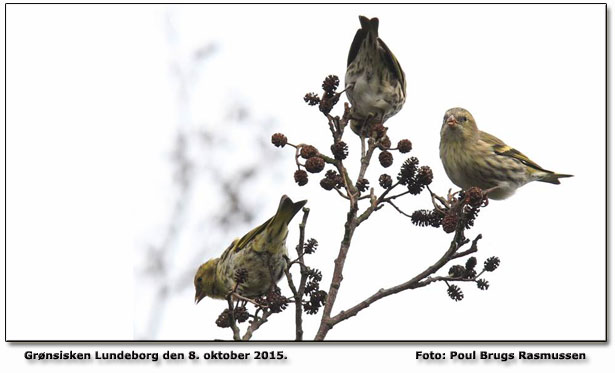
[315,117,382,339]
[426,185,449,212]
[385,200,413,218]
[452,234,482,259]
[242,310,272,341]
[377,181,400,201]
[284,265,299,298]
[423,276,480,284]
[318,228,479,336]
[334,187,351,200]
[316,200,359,340]
[293,208,311,340]
[382,190,411,202]
[357,138,377,183]
[226,296,240,341]
[282,207,312,340]
[230,292,264,307]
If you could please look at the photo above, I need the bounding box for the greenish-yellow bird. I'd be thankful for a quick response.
[345,15,406,135]
[439,107,572,200]
[194,195,307,303]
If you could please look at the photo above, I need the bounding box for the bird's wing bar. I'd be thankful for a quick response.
[219,239,238,261]
[492,143,551,173]
[232,217,273,254]
[378,39,405,92]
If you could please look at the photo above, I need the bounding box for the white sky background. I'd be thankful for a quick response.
[4,2,606,345]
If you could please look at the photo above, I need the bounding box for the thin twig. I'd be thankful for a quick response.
[226,296,240,341]
[357,138,376,183]
[292,207,311,341]
[320,229,479,334]
[284,263,299,299]
[231,292,263,307]
[377,181,400,202]
[385,200,413,218]
[334,187,350,200]
[420,276,481,285]
[242,310,272,340]
[382,190,411,202]
[427,185,449,211]
[315,196,359,340]
[452,234,482,259]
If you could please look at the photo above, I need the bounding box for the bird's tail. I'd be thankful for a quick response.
[538,172,573,185]
[359,16,379,38]
[270,195,307,228]
[263,195,307,253]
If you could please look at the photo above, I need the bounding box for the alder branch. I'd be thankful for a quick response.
[452,234,482,259]
[242,310,272,341]
[286,207,311,341]
[226,295,241,341]
[358,138,377,184]
[324,229,480,329]
[385,200,413,218]
[277,75,496,341]
[316,200,359,339]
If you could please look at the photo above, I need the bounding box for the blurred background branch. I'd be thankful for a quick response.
[135,11,281,339]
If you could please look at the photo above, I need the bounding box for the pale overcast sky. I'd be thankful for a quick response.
[5,4,606,343]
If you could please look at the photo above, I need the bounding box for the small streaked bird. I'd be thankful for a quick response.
[194,195,307,303]
[345,15,406,135]
[439,107,572,200]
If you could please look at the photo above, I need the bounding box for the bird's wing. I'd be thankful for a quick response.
[219,239,238,261]
[378,39,405,92]
[484,132,550,173]
[479,131,506,146]
[232,217,273,254]
[347,28,367,67]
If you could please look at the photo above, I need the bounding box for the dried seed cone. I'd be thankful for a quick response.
[416,166,433,186]
[331,141,348,160]
[300,145,319,159]
[397,139,412,153]
[294,170,309,186]
[356,178,370,192]
[379,174,393,189]
[379,151,393,168]
[442,213,459,233]
[305,157,325,173]
[271,133,287,148]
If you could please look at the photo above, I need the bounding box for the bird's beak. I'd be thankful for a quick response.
[195,290,205,305]
[446,115,457,127]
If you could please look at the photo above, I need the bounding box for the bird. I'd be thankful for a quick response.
[439,107,573,200]
[194,195,307,304]
[345,15,406,136]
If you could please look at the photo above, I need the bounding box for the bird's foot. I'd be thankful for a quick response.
[230,292,264,308]
[447,189,461,205]
[482,186,498,198]
[427,185,449,212]
[478,187,498,206]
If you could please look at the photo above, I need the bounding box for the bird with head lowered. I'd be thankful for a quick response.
[194,195,307,304]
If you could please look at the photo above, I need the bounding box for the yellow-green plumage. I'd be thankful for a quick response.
[194,195,307,303]
[345,15,406,135]
[439,107,572,200]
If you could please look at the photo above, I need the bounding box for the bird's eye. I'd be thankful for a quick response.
[460,116,467,123]
[197,277,202,283]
